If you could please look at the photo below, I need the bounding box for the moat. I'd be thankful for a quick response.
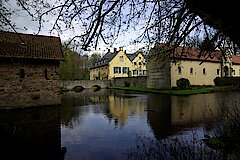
[0,89,240,159]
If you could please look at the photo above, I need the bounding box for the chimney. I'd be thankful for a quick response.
[114,48,117,53]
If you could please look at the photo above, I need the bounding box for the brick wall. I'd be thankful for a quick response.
[0,61,61,108]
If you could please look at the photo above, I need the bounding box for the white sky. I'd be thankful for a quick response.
[5,0,145,55]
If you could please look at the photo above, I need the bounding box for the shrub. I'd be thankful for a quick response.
[124,81,130,87]
[176,78,190,89]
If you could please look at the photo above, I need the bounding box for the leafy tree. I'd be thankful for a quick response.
[60,47,100,80]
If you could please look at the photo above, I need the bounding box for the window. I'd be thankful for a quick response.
[139,70,143,75]
[139,62,142,65]
[190,68,193,75]
[143,70,147,75]
[133,70,138,75]
[44,69,49,80]
[114,67,121,74]
[217,69,220,75]
[122,67,129,74]
[232,69,235,75]
[203,68,206,75]
[134,62,137,65]
[20,68,25,78]
[119,56,124,62]
[178,67,181,75]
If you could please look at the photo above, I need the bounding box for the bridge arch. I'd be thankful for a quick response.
[61,80,111,91]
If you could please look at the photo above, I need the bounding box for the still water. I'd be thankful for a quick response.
[60,89,240,160]
[0,89,239,160]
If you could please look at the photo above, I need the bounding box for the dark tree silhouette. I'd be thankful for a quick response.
[1,0,238,54]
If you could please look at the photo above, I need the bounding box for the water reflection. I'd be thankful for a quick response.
[0,105,62,160]
[60,89,240,160]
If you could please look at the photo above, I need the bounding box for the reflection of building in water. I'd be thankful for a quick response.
[171,93,223,127]
[107,93,146,127]
[0,106,63,160]
[147,94,172,139]
[147,92,236,140]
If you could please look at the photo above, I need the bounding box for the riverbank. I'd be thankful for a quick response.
[111,85,240,95]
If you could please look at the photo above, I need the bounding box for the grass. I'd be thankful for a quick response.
[111,85,240,95]
[111,86,212,95]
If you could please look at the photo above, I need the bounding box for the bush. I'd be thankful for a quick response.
[124,81,130,87]
[176,78,190,89]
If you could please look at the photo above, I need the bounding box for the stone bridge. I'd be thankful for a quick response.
[61,80,111,90]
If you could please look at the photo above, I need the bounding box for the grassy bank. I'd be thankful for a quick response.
[111,85,240,95]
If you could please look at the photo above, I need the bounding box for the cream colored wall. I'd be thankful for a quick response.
[232,64,240,76]
[89,68,99,80]
[131,53,147,76]
[108,50,132,79]
[171,60,222,86]
[99,66,109,80]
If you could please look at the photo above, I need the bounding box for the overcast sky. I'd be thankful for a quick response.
[5,0,144,54]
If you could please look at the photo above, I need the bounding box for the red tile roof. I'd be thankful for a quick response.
[171,46,222,63]
[0,31,63,61]
[154,43,240,64]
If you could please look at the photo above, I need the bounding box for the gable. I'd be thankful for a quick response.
[109,50,132,66]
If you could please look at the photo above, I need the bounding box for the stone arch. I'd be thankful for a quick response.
[91,85,101,92]
[72,86,85,92]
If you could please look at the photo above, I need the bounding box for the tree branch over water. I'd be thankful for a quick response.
[1,0,237,54]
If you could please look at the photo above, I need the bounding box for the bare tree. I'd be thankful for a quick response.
[1,0,236,54]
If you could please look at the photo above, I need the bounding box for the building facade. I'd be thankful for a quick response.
[89,47,147,80]
[0,31,63,108]
[147,44,240,89]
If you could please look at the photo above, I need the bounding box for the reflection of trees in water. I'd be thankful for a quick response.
[61,89,111,127]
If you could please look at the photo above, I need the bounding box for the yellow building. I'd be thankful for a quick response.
[89,47,147,80]
[147,44,240,89]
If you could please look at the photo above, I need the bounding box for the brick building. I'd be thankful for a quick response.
[0,31,63,108]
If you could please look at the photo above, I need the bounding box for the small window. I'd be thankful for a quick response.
[20,68,25,78]
[122,67,129,74]
[133,70,138,75]
[217,69,220,75]
[232,69,235,75]
[178,67,181,75]
[139,62,142,65]
[143,70,147,75]
[119,56,124,62]
[203,68,206,75]
[114,67,121,74]
[134,62,137,65]
[190,68,193,75]
[45,69,49,80]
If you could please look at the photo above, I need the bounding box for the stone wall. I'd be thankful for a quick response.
[147,56,171,89]
[0,61,61,108]
[111,76,147,88]
[61,80,111,90]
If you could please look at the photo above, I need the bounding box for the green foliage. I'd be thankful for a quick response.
[60,48,101,80]
[124,81,130,87]
[176,78,190,89]
[214,77,240,86]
